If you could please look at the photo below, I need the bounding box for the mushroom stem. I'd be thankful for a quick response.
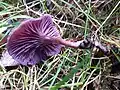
[51,37,84,48]
[59,39,84,48]
[51,37,109,54]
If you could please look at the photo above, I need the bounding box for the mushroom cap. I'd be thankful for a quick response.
[7,14,62,65]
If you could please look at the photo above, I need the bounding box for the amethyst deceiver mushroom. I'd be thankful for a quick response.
[6,14,109,66]
[7,14,62,65]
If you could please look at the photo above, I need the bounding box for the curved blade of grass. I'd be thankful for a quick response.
[50,62,82,90]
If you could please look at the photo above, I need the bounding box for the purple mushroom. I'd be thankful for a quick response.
[6,14,109,66]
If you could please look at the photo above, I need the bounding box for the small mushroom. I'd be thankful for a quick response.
[5,14,109,66]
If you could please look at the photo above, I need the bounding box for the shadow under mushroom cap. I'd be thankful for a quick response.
[7,14,62,66]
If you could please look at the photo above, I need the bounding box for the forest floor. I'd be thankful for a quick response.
[0,0,120,90]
